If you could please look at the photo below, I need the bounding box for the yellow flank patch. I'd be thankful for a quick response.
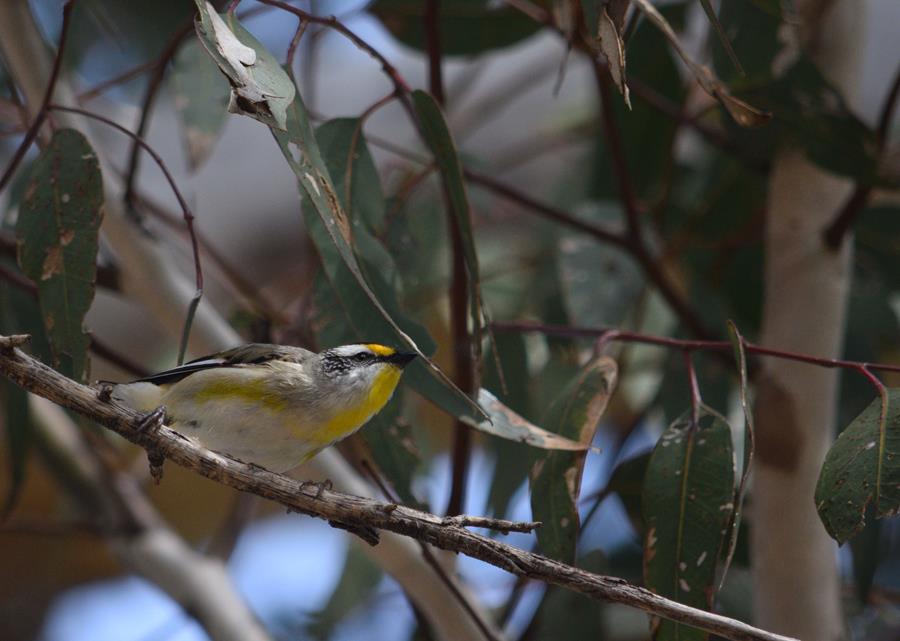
[194,378,288,411]
[364,343,395,357]
[317,366,402,443]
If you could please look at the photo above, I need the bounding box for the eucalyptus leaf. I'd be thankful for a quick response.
[171,39,229,169]
[193,0,295,131]
[530,356,618,563]
[194,11,486,422]
[411,89,484,373]
[643,406,735,640]
[816,389,900,544]
[16,129,103,381]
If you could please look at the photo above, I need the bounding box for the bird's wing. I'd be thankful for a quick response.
[133,343,315,385]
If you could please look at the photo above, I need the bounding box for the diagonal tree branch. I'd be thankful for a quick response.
[0,334,797,641]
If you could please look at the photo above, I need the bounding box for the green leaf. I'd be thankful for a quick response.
[466,389,601,452]
[370,0,543,55]
[193,1,295,131]
[315,118,386,233]
[643,406,735,640]
[171,39,229,169]
[16,128,104,381]
[530,356,618,563]
[195,12,486,422]
[816,389,900,544]
[411,89,484,369]
[590,8,685,200]
[698,0,744,75]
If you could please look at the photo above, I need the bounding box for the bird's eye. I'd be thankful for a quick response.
[353,353,371,363]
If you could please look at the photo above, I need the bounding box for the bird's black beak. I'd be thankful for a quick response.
[386,351,417,368]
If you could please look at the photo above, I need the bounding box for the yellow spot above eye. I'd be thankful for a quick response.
[315,366,402,442]
[364,343,395,357]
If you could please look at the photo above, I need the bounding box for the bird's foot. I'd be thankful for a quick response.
[137,406,167,484]
[96,382,114,403]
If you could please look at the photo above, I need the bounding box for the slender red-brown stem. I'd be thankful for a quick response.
[492,321,900,398]
[0,1,76,194]
[123,20,195,216]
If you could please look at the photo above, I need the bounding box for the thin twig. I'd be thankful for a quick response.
[47,105,204,365]
[0,1,76,194]
[492,321,900,377]
[0,335,799,641]
[361,460,505,641]
[122,20,195,215]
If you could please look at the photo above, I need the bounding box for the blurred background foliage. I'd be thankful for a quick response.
[1,0,899,640]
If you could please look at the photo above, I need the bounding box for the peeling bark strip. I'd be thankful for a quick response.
[0,335,796,641]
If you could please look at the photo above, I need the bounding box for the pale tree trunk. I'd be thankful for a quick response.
[751,2,865,639]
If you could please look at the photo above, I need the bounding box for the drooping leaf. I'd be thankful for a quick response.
[16,128,104,381]
[315,118,386,233]
[370,0,543,55]
[171,38,229,169]
[816,389,900,544]
[195,12,486,422]
[464,389,600,452]
[719,321,755,587]
[484,331,534,516]
[411,89,484,375]
[698,0,744,76]
[193,0,295,131]
[583,0,631,106]
[711,0,781,84]
[530,356,618,563]
[590,9,684,201]
[643,406,735,641]
[631,0,769,128]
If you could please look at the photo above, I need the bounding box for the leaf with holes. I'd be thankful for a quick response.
[530,356,618,563]
[171,38,229,169]
[816,389,900,544]
[193,0,295,131]
[16,129,103,381]
[643,406,735,640]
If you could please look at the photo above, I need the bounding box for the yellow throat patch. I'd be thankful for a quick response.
[317,365,402,442]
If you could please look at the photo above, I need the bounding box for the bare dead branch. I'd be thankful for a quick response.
[0,333,798,641]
